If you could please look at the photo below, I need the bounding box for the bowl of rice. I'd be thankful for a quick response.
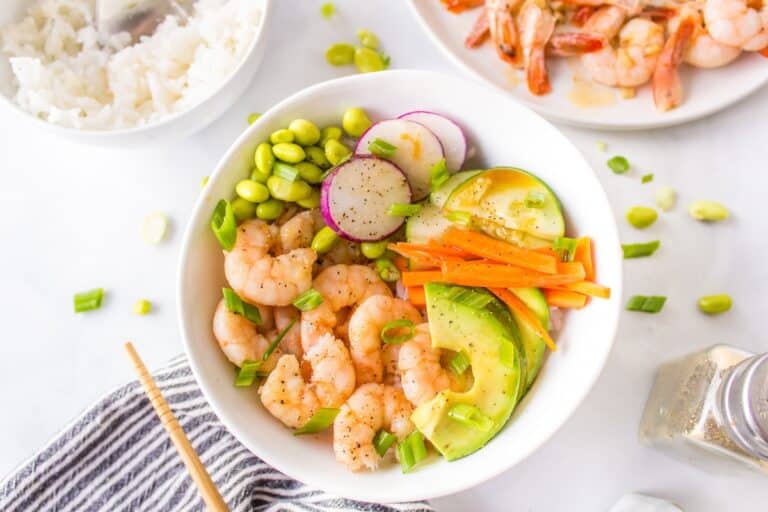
[0,0,271,145]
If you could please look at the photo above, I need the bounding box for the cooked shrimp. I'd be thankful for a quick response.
[582,4,627,39]
[316,238,366,270]
[465,8,491,48]
[224,219,317,306]
[347,295,423,385]
[301,265,392,349]
[333,383,414,471]
[562,0,642,16]
[653,13,695,111]
[518,0,556,95]
[274,305,302,358]
[673,5,742,67]
[704,0,768,51]
[260,333,356,428]
[277,210,314,254]
[212,299,281,369]
[398,324,451,406]
[488,0,524,65]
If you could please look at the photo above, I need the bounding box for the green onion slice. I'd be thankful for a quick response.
[449,352,470,375]
[626,295,667,313]
[273,162,300,182]
[247,113,261,125]
[498,339,517,369]
[448,404,494,432]
[263,317,298,361]
[222,288,262,324]
[373,430,397,457]
[641,173,654,184]
[234,359,266,387]
[607,156,630,174]
[294,408,340,435]
[368,138,397,158]
[430,158,449,192]
[386,203,421,217]
[292,288,324,311]
[397,431,427,472]
[443,287,494,310]
[445,211,472,227]
[552,236,579,262]
[210,199,237,251]
[525,190,546,208]
[381,319,415,345]
[622,240,660,259]
[74,288,104,313]
[375,258,401,283]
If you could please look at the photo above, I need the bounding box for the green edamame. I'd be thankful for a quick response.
[235,179,270,203]
[357,29,379,50]
[256,199,284,220]
[269,129,295,144]
[267,175,312,202]
[231,197,256,222]
[254,143,274,175]
[272,142,306,164]
[297,188,321,209]
[698,294,732,315]
[354,47,386,73]
[655,186,676,211]
[325,139,352,166]
[325,43,355,66]
[295,162,324,184]
[250,167,270,184]
[320,126,343,147]
[342,107,372,137]
[288,119,321,146]
[689,200,729,222]
[361,241,387,260]
[626,206,658,229]
[311,226,339,254]
[305,146,331,169]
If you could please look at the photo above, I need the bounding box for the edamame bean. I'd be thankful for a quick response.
[342,107,372,137]
[256,199,284,220]
[320,126,343,147]
[361,241,387,259]
[698,294,732,315]
[272,142,306,164]
[267,175,312,202]
[325,139,352,166]
[689,200,729,222]
[231,197,256,222]
[254,143,274,175]
[305,146,331,169]
[325,43,355,66]
[288,119,321,146]
[270,129,295,144]
[251,167,270,184]
[357,29,379,49]
[354,47,386,73]
[297,188,321,209]
[295,162,324,184]
[626,206,658,229]
[311,226,339,254]
[655,186,676,211]
[236,179,270,203]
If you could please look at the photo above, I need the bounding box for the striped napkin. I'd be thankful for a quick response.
[0,356,434,512]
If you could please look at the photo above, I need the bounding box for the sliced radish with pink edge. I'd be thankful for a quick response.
[398,111,467,172]
[354,119,444,201]
[321,156,412,242]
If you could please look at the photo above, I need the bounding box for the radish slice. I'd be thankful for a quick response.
[321,156,412,242]
[398,111,467,172]
[354,119,444,200]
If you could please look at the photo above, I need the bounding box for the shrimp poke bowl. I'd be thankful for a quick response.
[178,70,622,502]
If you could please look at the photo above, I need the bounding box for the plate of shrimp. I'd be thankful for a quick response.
[408,0,768,129]
[178,70,622,502]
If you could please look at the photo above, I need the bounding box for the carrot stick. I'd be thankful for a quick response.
[393,255,409,272]
[407,286,426,306]
[574,237,595,281]
[554,280,611,299]
[491,289,557,351]
[438,261,585,288]
[401,271,443,287]
[545,289,588,309]
[442,227,559,274]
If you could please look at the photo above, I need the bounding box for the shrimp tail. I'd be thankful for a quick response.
[441,0,486,13]
[640,6,678,22]
[489,8,522,65]
[571,5,596,26]
[526,45,551,95]
[548,32,604,56]
[653,15,695,111]
[760,47,768,57]
[465,8,491,48]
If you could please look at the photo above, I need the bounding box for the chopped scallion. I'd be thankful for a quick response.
[381,319,415,345]
[263,317,298,361]
[448,403,493,432]
[525,190,546,208]
[234,360,266,387]
[445,211,472,227]
[596,141,607,152]
[273,162,300,182]
[429,158,449,192]
[607,156,630,174]
[294,408,340,435]
[373,430,397,457]
[368,138,397,158]
[210,199,237,251]
[386,203,421,217]
[292,288,324,311]
[74,288,104,313]
[443,287,494,309]
[222,288,262,324]
[397,431,427,473]
[622,240,660,259]
[449,352,470,375]
[552,236,579,262]
[247,113,261,125]
[626,295,667,313]
[375,258,401,282]
[133,299,151,315]
[641,173,654,184]
[320,2,335,18]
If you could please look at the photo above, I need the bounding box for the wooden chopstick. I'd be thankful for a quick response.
[124,342,228,512]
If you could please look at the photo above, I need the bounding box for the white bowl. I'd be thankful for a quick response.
[177,70,623,503]
[0,0,271,146]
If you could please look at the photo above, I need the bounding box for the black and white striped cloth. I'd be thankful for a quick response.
[0,356,435,512]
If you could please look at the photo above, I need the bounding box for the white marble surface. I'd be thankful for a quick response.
[0,1,766,510]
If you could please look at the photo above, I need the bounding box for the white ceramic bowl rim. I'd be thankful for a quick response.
[177,69,623,502]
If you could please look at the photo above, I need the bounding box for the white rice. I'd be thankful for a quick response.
[0,0,261,130]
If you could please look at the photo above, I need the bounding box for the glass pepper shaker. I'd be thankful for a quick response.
[639,344,768,474]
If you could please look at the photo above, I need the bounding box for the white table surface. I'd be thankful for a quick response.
[1,1,767,510]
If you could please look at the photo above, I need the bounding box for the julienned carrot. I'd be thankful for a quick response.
[389,241,474,260]
[556,280,611,299]
[388,244,463,269]
[545,289,588,309]
[425,240,478,259]
[437,260,585,288]
[401,271,443,287]
[491,289,557,351]
[574,237,595,281]
[407,286,426,306]
[442,227,559,274]
[393,255,409,272]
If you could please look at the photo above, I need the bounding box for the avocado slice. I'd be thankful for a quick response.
[510,288,550,392]
[412,283,526,461]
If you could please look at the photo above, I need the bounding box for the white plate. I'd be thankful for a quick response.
[178,70,622,503]
[408,0,768,130]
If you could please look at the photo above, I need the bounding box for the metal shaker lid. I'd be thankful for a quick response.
[720,353,768,459]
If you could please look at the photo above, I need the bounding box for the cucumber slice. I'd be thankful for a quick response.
[405,203,453,245]
[430,169,483,208]
[511,288,550,330]
[443,168,565,247]
[509,287,549,392]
